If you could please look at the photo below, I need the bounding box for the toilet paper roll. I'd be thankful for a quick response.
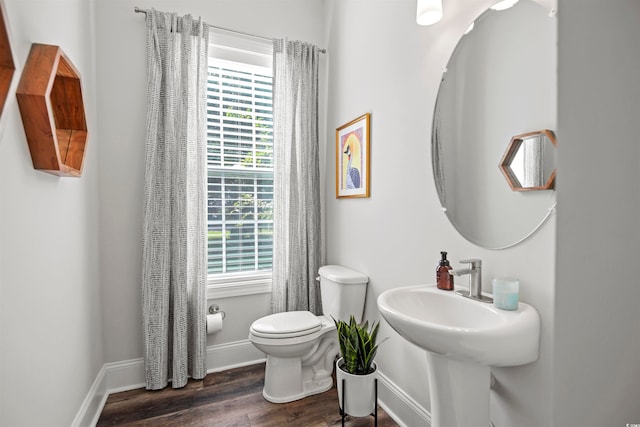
[206,313,223,334]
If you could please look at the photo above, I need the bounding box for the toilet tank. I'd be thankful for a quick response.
[318,265,369,323]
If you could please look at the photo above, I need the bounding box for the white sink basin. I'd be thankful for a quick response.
[377,284,540,367]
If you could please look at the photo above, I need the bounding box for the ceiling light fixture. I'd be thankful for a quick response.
[490,0,519,11]
[416,0,443,26]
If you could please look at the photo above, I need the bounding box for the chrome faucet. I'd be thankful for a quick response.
[449,259,493,303]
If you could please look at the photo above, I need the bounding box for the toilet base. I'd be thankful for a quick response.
[263,375,333,403]
[262,355,334,403]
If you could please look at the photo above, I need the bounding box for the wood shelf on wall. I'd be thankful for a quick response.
[0,0,15,118]
[16,44,88,177]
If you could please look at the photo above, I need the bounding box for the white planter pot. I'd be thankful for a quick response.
[336,357,377,417]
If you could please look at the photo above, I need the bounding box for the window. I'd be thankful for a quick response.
[206,32,273,296]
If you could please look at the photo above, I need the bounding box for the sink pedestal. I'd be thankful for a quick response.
[426,352,490,427]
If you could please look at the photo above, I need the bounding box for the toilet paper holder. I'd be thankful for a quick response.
[208,304,226,319]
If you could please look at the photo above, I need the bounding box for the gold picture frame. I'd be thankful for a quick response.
[336,113,370,198]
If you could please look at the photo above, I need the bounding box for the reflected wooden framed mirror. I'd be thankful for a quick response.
[499,129,557,192]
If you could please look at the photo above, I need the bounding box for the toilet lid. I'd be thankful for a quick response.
[251,311,322,338]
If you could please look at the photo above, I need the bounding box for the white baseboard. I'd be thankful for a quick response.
[206,339,266,373]
[78,341,430,427]
[103,339,266,395]
[105,357,146,394]
[77,339,266,427]
[70,365,108,427]
[377,369,432,427]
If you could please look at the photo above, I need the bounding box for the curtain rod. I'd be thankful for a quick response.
[134,7,326,54]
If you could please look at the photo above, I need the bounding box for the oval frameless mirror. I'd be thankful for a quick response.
[432,0,557,249]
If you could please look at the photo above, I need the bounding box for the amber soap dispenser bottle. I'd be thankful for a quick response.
[436,251,454,291]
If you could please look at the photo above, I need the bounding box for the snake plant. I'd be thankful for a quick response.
[334,315,381,375]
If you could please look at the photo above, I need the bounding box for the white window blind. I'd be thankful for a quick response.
[206,45,274,277]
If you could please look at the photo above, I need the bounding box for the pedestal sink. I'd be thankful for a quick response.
[377,285,540,427]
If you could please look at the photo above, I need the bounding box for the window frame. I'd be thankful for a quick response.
[206,29,274,299]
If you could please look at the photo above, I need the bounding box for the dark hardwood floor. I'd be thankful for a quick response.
[97,363,399,426]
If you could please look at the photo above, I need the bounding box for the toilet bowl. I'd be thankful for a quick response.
[248,265,369,403]
[249,311,338,403]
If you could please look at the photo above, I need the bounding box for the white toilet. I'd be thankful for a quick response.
[249,265,369,403]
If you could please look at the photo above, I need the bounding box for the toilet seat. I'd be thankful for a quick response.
[250,311,322,339]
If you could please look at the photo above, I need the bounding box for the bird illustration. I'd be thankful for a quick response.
[343,136,361,189]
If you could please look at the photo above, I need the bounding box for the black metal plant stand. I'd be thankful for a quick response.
[340,378,378,427]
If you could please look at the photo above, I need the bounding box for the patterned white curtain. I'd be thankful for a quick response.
[432,101,446,207]
[523,136,544,187]
[271,40,323,315]
[141,9,209,390]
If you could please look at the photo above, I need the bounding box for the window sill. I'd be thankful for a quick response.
[207,272,272,299]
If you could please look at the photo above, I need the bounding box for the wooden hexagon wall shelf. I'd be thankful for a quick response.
[0,0,15,117]
[16,44,88,177]
[499,129,557,192]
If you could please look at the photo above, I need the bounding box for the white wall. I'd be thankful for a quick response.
[3,0,638,425]
[554,0,640,425]
[0,1,103,426]
[324,0,555,425]
[95,0,327,363]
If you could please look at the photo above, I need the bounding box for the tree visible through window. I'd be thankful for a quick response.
[206,58,273,275]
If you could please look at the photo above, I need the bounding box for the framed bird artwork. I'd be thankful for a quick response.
[336,113,370,198]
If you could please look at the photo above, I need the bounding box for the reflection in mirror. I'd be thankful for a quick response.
[499,129,557,191]
[432,0,557,249]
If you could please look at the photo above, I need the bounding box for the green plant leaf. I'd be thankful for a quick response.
[335,315,384,375]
